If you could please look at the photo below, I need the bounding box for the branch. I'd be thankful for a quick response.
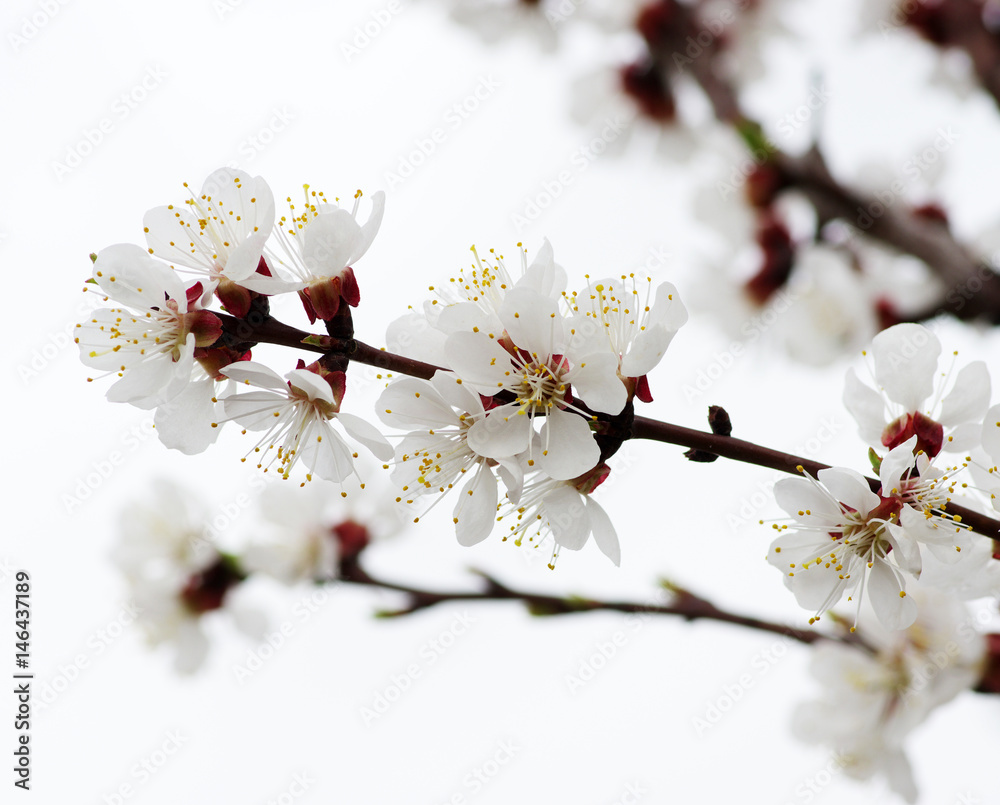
[337,559,857,648]
[217,312,443,378]
[648,2,1000,322]
[631,414,1000,540]
[214,310,1000,541]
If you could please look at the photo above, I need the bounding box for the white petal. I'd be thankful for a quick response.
[300,424,357,482]
[586,497,620,566]
[386,311,449,366]
[286,369,335,405]
[94,244,186,310]
[454,465,498,546]
[872,323,941,411]
[154,377,220,455]
[787,565,845,612]
[349,190,385,265]
[868,559,917,630]
[538,408,600,480]
[106,336,194,409]
[620,325,672,378]
[337,412,393,461]
[884,521,923,575]
[815,468,879,515]
[982,404,1000,463]
[773,477,844,525]
[878,437,918,496]
[444,332,514,392]
[236,273,308,295]
[515,238,566,298]
[220,361,287,390]
[143,206,216,272]
[544,485,590,550]
[466,406,532,459]
[564,313,608,359]
[220,390,288,430]
[843,368,886,445]
[436,302,494,335]
[938,361,990,426]
[647,282,688,332]
[377,377,455,429]
[301,210,362,278]
[430,370,484,415]
[173,620,210,675]
[496,458,524,505]
[223,231,270,281]
[498,287,563,356]
[569,352,627,414]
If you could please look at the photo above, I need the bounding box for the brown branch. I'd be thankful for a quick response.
[905,0,1000,111]
[631,415,1000,540]
[338,559,855,648]
[217,312,443,378]
[647,2,1000,323]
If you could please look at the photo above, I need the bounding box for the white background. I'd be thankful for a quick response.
[3,0,1000,802]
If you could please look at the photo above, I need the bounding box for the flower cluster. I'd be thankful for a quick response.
[111,477,392,673]
[78,167,392,478]
[378,243,687,564]
[78,168,689,567]
[793,590,987,803]
[766,323,1000,631]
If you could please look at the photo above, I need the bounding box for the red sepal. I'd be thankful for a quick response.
[216,278,253,318]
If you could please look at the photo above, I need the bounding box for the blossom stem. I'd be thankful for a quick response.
[337,559,857,647]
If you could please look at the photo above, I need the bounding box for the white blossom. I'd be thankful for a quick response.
[444,286,624,480]
[793,590,986,803]
[377,371,522,546]
[76,244,221,410]
[218,362,393,483]
[845,323,990,456]
[766,438,970,630]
